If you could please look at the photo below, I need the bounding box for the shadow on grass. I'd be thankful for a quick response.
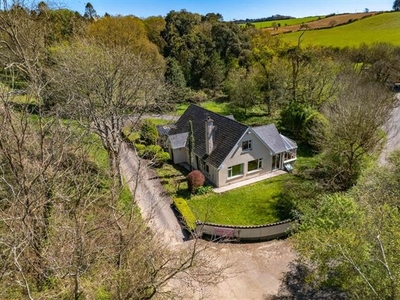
[169,204,193,242]
[11,101,40,115]
[265,262,348,300]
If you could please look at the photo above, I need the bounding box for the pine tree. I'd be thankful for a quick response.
[393,0,400,11]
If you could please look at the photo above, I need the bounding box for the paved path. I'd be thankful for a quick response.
[213,170,287,193]
[120,143,185,246]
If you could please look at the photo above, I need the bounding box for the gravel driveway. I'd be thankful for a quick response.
[120,142,185,246]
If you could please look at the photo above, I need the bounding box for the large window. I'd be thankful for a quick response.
[284,149,297,161]
[242,140,252,151]
[248,158,263,172]
[228,163,243,178]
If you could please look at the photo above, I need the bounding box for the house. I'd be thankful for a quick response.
[157,105,297,188]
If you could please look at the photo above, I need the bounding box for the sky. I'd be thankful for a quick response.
[62,0,394,21]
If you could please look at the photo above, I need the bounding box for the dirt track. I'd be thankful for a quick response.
[201,240,296,300]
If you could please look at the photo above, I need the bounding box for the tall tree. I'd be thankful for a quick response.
[0,2,47,100]
[224,67,261,116]
[84,2,97,19]
[393,0,400,11]
[294,151,400,299]
[52,41,166,187]
[312,73,395,190]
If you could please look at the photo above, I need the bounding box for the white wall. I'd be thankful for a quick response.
[172,147,187,164]
[217,130,273,187]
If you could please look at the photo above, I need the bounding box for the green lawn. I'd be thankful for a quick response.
[156,163,292,225]
[282,12,400,47]
[176,101,230,116]
[241,16,321,29]
[175,101,275,126]
[187,174,291,225]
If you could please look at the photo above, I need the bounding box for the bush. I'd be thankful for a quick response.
[173,197,196,231]
[135,144,170,167]
[196,185,213,195]
[187,170,205,194]
[122,125,140,143]
[140,119,158,145]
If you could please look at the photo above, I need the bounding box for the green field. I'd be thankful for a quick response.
[243,16,321,29]
[282,12,400,47]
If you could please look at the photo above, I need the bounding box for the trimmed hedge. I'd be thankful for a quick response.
[173,197,196,231]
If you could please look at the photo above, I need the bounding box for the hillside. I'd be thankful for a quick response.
[245,16,320,29]
[263,12,376,34]
[280,11,400,47]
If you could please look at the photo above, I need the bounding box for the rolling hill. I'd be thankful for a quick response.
[280,11,400,47]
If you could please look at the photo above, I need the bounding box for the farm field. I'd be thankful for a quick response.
[281,11,400,47]
[264,12,375,34]
[244,16,320,29]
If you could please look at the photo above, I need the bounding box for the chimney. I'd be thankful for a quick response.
[205,116,214,155]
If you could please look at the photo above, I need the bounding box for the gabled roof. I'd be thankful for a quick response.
[167,104,248,168]
[253,124,297,154]
[281,134,297,151]
[168,132,188,149]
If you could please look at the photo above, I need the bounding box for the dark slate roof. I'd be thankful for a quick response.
[253,124,297,154]
[168,132,188,149]
[157,124,175,136]
[168,104,248,168]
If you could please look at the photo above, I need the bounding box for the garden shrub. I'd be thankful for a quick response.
[135,144,170,167]
[140,119,158,145]
[122,125,140,143]
[173,197,196,231]
[196,185,213,195]
[187,170,205,194]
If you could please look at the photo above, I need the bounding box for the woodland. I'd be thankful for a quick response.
[1,1,400,299]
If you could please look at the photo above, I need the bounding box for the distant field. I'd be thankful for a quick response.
[281,12,400,47]
[246,16,320,29]
[265,12,376,34]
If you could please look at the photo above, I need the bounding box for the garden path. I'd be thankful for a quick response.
[214,170,286,193]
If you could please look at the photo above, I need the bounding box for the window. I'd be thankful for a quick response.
[228,163,243,178]
[242,140,252,151]
[284,149,297,161]
[248,158,263,172]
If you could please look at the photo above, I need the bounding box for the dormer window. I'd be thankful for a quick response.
[242,140,252,151]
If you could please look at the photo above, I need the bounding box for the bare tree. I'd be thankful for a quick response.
[313,72,396,189]
[51,40,167,188]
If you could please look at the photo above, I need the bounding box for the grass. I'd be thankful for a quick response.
[282,12,400,47]
[175,101,277,126]
[176,101,230,116]
[156,161,294,226]
[242,16,321,29]
[187,174,291,226]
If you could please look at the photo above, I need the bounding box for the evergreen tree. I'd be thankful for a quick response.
[393,0,400,11]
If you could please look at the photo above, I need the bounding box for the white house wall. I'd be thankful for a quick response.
[217,130,273,187]
[172,147,187,164]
